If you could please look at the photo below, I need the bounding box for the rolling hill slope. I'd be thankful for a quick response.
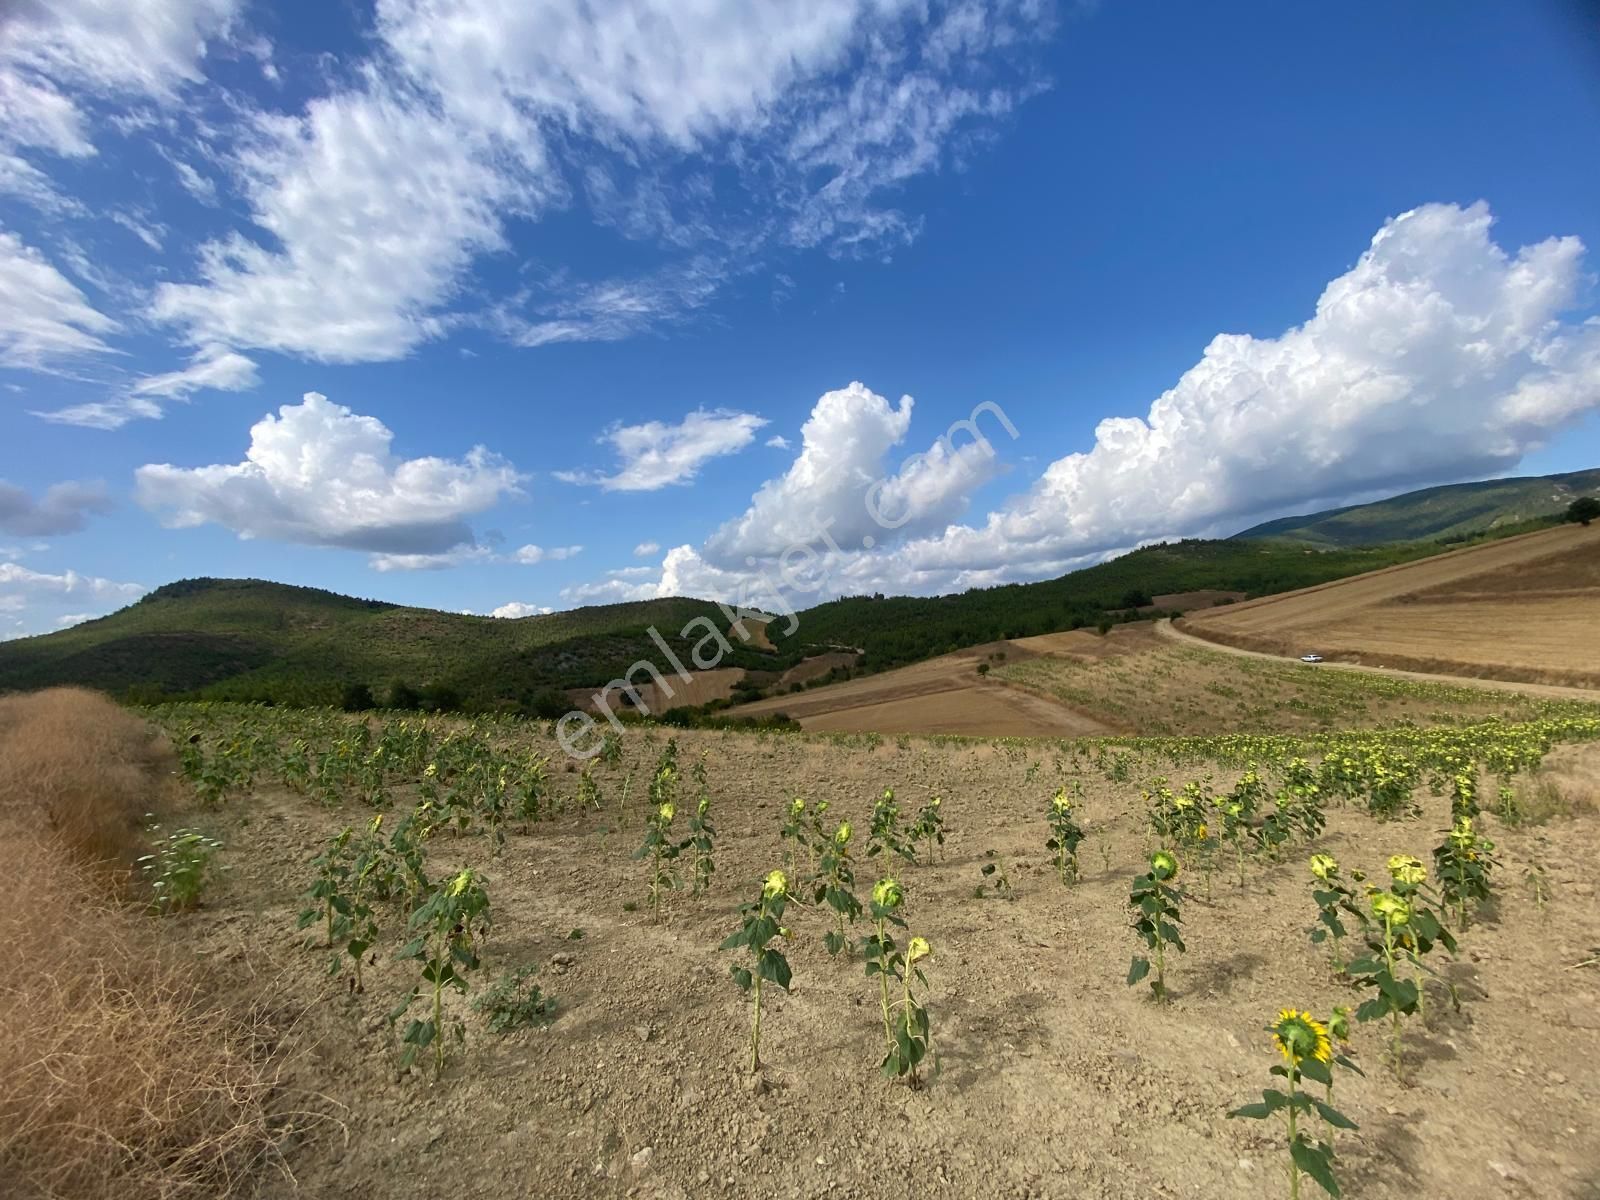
[1233,467,1600,547]
[6,463,1593,711]
[0,579,791,710]
[775,536,1480,671]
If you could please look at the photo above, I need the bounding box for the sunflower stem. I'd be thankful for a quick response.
[1285,1066,1301,1200]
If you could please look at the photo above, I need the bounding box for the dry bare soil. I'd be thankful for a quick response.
[1181,524,1600,687]
[160,725,1600,1200]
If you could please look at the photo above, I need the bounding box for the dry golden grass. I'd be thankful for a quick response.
[0,689,286,1200]
[0,686,176,867]
[1519,742,1600,823]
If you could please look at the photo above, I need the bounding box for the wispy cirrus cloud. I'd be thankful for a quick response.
[140,1,1052,363]
[0,230,119,369]
[38,344,260,429]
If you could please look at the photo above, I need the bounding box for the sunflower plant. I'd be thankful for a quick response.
[1223,769,1269,886]
[908,796,946,866]
[720,869,793,1074]
[1279,759,1327,842]
[577,762,601,811]
[1253,794,1297,862]
[389,868,491,1078]
[688,764,717,895]
[1431,814,1497,930]
[1127,850,1185,1002]
[881,935,935,1087]
[1523,862,1549,922]
[976,855,1016,900]
[868,788,914,864]
[1306,854,1367,974]
[780,797,814,872]
[515,754,549,824]
[1346,861,1454,1080]
[1384,854,1458,1020]
[860,877,909,1052]
[297,827,355,949]
[811,820,862,956]
[1227,1009,1357,1199]
[1046,785,1086,885]
[632,799,687,921]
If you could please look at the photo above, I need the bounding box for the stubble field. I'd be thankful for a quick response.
[1181,524,1600,687]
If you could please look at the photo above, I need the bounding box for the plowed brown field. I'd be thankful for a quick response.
[1181,524,1600,687]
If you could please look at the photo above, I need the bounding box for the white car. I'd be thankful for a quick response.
[1300,653,1324,663]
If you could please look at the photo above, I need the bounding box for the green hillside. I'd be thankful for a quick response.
[0,578,791,712]
[1232,467,1599,546]
[774,537,1453,671]
[8,463,1593,712]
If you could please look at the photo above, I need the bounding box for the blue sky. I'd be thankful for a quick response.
[3,0,1599,636]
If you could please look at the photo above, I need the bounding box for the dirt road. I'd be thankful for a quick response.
[1158,618,1600,702]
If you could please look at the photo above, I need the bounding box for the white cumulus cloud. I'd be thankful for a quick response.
[513,544,584,564]
[558,409,768,491]
[704,380,1004,563]
[564,202,1600,607]
[633,541,661,556]
[489,601,554,619]
[135,391,524,567]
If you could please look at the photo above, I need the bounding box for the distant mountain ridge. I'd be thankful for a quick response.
[1232,467,1600,546]
[0,578,788,711]
[4,467,1593,711]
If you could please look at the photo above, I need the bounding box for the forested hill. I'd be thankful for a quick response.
[773,537,1454,671]
[1233,467,1599,547]
[0,578,792,712]
[6,475,1589,710]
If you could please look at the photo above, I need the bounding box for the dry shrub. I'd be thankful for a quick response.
[1514,777,1597,825]
[0,831,284,1199]
[0,690,285,1199]
[1516,743,1600,825]
[0,687,176,867]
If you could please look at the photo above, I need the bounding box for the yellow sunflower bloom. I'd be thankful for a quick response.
[1272,1009,1332,1067]
[1386,855,1426,887]
[1308,853,1338,882]
[1370,890,1410,926]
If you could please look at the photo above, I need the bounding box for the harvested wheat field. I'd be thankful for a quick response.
[729,640,1117,737]
[94,696,1600,1200]
[1182,524,1600,687]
